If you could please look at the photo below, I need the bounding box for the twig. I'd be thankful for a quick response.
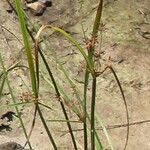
[61,119,150,136]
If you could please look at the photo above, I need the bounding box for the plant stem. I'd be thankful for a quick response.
[83,70,89,150]
[89,1,103,148]
[91,78,97,150]
[92,0,104,36]
[36,104,58,150]
[15,1,58,148]
[38,48,78,150]
[59,101,78,150]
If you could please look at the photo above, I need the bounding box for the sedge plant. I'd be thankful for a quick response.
[1,0,130,150]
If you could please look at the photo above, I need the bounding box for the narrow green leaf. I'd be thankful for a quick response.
[15,0,37,95]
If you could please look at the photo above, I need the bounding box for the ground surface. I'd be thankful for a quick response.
[0,0,150,150]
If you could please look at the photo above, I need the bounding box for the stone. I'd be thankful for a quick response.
[26,1,46,16]
[0,142,27,150]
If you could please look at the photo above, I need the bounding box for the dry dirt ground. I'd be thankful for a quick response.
[0,0,150,150]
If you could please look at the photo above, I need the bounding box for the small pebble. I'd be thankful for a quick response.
[25,0,52,16]
[26,2,46,16]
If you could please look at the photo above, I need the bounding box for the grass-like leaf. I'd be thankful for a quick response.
[0,54,33,150]
[35,25,94,75]
[15,0,37,95]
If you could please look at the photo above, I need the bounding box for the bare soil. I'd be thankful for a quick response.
[0,0,150,150]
